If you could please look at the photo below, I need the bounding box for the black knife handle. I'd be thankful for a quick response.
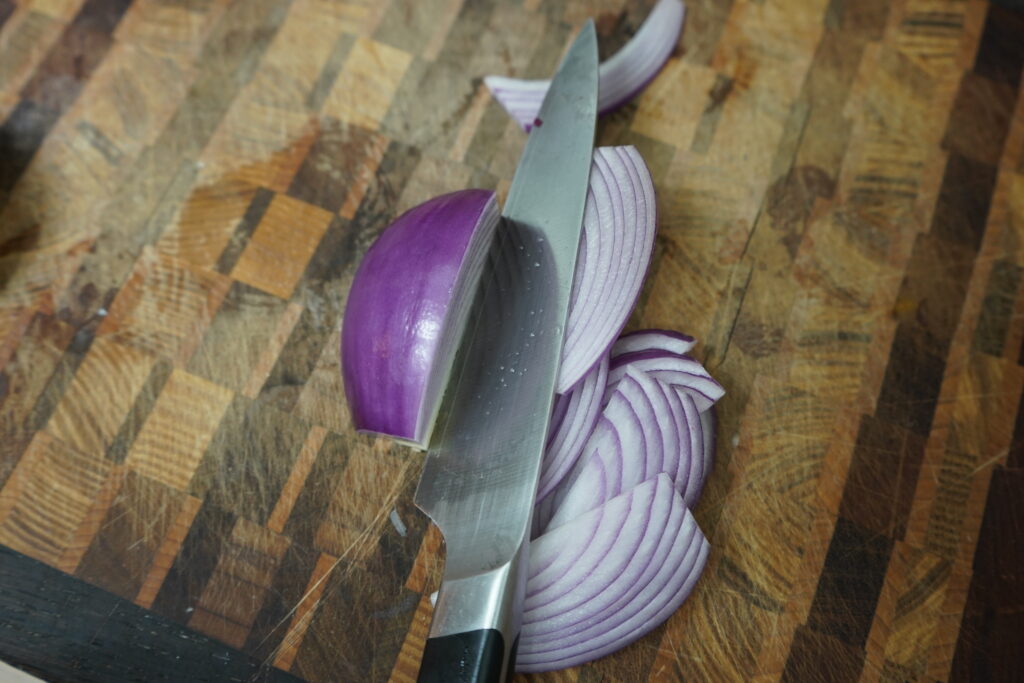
[417,629,513,683]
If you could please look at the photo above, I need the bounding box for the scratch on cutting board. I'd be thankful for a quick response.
[256,459,418,667]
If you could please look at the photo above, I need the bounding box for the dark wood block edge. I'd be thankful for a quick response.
[0,545,302,683]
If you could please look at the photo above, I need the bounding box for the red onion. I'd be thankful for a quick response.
[342,147,656,446]
[485,0,687,131]
[541,361,714,530]
[559,146,656,393]
[539,355,608,501]
[699,406,717,501]
[341,190,498,446]
[517,474,709,672]
[674,387,705,507]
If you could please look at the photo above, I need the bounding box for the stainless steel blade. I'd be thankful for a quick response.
[413,20,598,664]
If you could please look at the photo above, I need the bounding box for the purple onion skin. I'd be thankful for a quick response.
[341,189,495,442]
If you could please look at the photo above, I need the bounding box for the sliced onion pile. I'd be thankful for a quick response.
[518,333,719,670]
[342,142,723,671]
[485,0,687,131]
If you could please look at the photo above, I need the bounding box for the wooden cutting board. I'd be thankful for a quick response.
[0,0,1021,680]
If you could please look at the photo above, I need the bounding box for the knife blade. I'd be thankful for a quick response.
[413,21,599,683]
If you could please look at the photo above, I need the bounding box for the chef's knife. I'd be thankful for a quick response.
[413,21,599,683]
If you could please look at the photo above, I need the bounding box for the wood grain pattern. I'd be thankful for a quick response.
[0,0,1021,680]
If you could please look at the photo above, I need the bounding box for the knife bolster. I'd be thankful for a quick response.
[423,537,528,678]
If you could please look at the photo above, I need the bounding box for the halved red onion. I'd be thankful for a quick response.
[559,146,656,393]
[610,329,695,359]
[517,474,708,673]
[485,0,687,131]
[341,190,499,446]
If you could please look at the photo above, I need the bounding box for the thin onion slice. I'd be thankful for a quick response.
[524,484,687,640]
[539,355,609,500]
[519,529,707,671]
[559,146,656,393]
[525,476,666,617]
[610,329,695,359]
[485,0,687,131]
[341,190,498,446]
[697,405,717,501]
[606,350,724,412]
[517,474,708,672]
[544,368,688,530]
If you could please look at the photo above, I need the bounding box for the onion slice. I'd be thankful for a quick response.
[544,368,687,529]
[539,355,609,501]
[538,341,722,530]
[485,0,687,131]
[606,350,725,412]
[559,146,656,393]
[517,474,709,672]
[341,190,498,446]
[697,405,717,501]
[611,329,695,358]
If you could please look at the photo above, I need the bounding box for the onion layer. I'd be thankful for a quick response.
[611,329,696,358]
[485,0,687,131]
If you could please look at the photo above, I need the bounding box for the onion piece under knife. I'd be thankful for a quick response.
[485,0,687,131]
[559,146,656,393]
[539,355,609,501]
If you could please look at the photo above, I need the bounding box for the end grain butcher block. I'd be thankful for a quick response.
[0,0,1022,680]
